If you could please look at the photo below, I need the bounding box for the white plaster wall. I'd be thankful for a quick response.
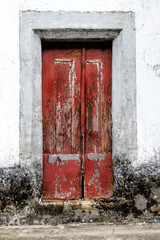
[135,1,160,163]
[0,0,19,167]
[0,0,160,167]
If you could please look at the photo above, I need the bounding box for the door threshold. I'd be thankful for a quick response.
[38,198,131,213]
[41,198,115,207]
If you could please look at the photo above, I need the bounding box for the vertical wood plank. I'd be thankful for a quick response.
[85,48,112,154]
[42,45,82,199]
[42,50,56,154]
[84,46,112,199]
[81,47,86,174]
[42,47,82,155]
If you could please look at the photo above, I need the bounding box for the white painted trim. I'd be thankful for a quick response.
[19,11,136,167]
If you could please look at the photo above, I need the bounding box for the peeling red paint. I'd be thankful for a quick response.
[42,43,112,200]
[43,154,81,199]
[84,153,113,199]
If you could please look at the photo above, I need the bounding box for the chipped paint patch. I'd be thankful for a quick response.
[84,153,113,199]
[88,167,100,186]
[48,154,80,164]
[87,154,105,161]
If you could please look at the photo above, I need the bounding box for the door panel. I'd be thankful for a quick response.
[85,49,112,153]
[42,48,82,199]
[43,154,81,199]
[84,48,112,198]
[84,153,112,198]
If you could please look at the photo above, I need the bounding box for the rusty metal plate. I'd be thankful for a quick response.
[43,154,82,199]
[84,153,113,199]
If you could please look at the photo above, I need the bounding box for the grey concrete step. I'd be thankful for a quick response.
[0,223,160,240]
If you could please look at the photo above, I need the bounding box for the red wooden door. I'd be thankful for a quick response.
[84,48,112,198]
[42,43,112,200]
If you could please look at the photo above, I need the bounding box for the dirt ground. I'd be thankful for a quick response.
[0,223,160,240]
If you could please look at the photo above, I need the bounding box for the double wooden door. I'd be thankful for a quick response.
[42,43,112,199]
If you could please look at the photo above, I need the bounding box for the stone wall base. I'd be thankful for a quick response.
[0,162,160,225]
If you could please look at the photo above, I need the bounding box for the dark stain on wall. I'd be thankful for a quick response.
[0,166,42,209]
[113,155,160,200]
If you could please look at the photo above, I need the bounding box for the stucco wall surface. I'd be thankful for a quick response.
[0,0,160,167]
[0,0,160,226]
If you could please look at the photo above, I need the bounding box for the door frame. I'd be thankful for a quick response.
[19,12,137,186]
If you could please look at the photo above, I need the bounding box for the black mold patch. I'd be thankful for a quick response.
[113,155,160,201]
[0,165,42,211]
